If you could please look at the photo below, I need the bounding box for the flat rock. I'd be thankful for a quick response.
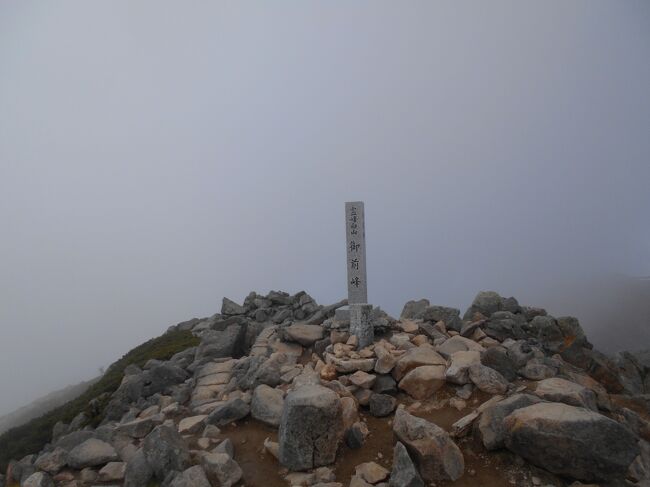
[284,323,324,346]
[392,407,464,482]
[533,377,598,411]
[67,438,119,469]
[205,398,250,426]
[398,365,446,400]
[468,363,508,394]
[355,462,389,484]
[436,335,485,359]
[392,346,446,381]
[504,402,639,482]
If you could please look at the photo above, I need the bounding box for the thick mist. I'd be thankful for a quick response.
[1,1,649,417]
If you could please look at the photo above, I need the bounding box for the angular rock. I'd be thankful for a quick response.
[168,465,211,487]
[221,297,245,315]
[373,374,397,395]
[251,384,284,427]
[463,291,502,320]
[177,415,207,435]
[398,365,446,399]
[422,306,462,331]
[201,452,242,487]
[446,351,481,385]
[484,312,526,342]
[142,425,191,480]
[279,384,343,471]
[368,393,397,417]
[392,346,446,381]
[67,438,119,469]
[195,324,247,364]
[436,335,485,359]
[116,416,160,438]
[389,441,423,487]
[206,398,250,426]
[98,462,126,482]
[355,462,389,484]
[34,448,68,475]
[349,370,376,389]
[123,448,153,487]
[213,438,234,457]
[533,377,598,411]
[401,299,430,319]
[22,472,53,487]
[503,402,639,482]
[480,346,517,381]
[468,363,508,395]
[284,323,324,346]
[392,407,464,482]
[476,393,542,450]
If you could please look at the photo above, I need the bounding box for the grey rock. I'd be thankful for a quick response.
[142,425,191,480]
[480,346,517,381]
[168,465,211,487]
[206,398,250,426]
[283,323,324,346]
[143,363,189,396]
[115,416,160,438]
[476,393,542,450]
[213,438,234,457]
[22,472,54,487]
[468,363,509,394]
[484,311,526,341]
[530,315,564,353]
[389,441,424,487]
[124,448,153,487]
[345,423,367,449]
[55,430,95,451]
[201,452,242,487]
[504,402,639,482]
[400,299,430,320]
[67,438,119,469]
[533,377,598,411]
[369,394,396,417]
[422,306,462,331]
[279,384,343,471]
[98,461,126,482]
[518,358,557,380]
[251,384,284,427]
[463,291,503,320]
[195,324,247,364]
[392,407,464,482]
[34,447,68,474]
[505,340,535,368]
[373,374,397,395]
[221,297,245,315]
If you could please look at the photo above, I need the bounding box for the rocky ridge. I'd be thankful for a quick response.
[4,289,650,487]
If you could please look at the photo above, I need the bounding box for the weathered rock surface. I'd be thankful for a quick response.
[142,425,191,480]
[476,393,542,450]
[279,385,343,471]
[533,377,598,411]
[201,452,242,487]
[284,323,325,346]
[398,365,445,399]
[251,384,284,427]
[389,441,424,487]
[206,398,250,426]
[168,465,211,487]
[503,402,639,482]
[392,407,464,482]
[22,472,54,487]
[468,363,508,394]
[392,346,446,381]
[67,438,119,469]
[445,351,481,385]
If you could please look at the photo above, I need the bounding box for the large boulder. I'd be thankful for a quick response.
[476,393,542,450]
[284,323,325,346]
[142,425,191,480]
[278,384,343,471]
[533,378,598,411]
[124,448,153,487]
[392,407,464,482]
[398,365,446,399]
[392,346,446,381]
[389,441,424,487]
[484,311,526,341]
[503,402,639,482]
[195,324,247,364]
[251,384,284,427]
[480,346,517,381]
[67,438,119,469]
[143,363,189,396]
[435,335,484,359]
[34,448,68,475]
[400,299,430,320]
[221,297,245,315]
[463,291,503,320]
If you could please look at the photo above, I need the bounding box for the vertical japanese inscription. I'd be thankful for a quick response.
[345,201,367,304]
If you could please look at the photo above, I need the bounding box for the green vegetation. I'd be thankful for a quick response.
[0,329,199,471]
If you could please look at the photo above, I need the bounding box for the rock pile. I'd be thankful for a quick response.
[5,289,650,487]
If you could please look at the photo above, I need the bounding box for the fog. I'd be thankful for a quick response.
[1,1,649,417]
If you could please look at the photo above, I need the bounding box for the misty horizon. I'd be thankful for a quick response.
[1,1,649,418]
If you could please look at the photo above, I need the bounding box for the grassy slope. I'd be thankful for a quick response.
[0,329,199,471]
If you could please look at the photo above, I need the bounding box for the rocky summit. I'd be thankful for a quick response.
[4,289,650,487]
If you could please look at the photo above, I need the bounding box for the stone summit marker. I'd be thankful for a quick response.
[345,201,374,348]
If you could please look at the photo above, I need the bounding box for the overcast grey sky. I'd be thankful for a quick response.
[1,1,649,416]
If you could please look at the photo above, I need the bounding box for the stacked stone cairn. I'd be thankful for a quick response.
[6,290,650,487]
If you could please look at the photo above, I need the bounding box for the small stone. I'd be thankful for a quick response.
[369,394,397,417]
[355,462,389,484]
[349,370,377,389]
